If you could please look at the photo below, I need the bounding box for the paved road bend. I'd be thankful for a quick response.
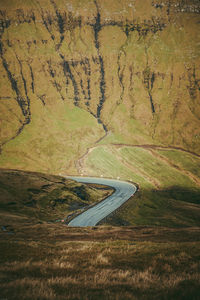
[66,177,137,227]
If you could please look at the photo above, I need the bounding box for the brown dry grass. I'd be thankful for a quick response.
[1,224,200,300]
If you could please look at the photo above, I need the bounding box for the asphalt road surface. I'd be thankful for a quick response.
[67,177,137,227]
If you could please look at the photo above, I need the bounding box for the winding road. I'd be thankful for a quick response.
[66,177,137,227]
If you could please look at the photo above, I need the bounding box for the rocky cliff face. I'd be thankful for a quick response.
[0,0,200,174]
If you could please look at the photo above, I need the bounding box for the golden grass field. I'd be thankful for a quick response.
[1,224,200,300]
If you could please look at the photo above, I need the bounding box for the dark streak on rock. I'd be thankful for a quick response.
[67,58,94,111]
[93,4,101,49]
[15,55,31,121]
[29,65,35,93]
[170,73,173,88]
[48,60,55,78]
[87,79,91,101]
[117,51,125,106]
[151,72,155,90]
[97,55,106,119]
[92,1,107,132]
[37,94,46,106]
[80,79,87,100]
[129,65,134,92]
[148,92,155,113]
[1,58,28,119]
[124,17,166,37]
[41,12,52,37]
[0,49,31,149]
[53,81,64,101]
[35,1,54,41]
[63,60,79,106]
[187,65,200,100]
[50,0,65,48]
[51,0,64,34]
[143,66,156,114]
[85,58,91,77]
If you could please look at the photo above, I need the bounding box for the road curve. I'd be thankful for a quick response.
[66,177,137,227]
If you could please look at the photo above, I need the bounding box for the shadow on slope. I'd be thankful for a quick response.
[101,186,200,228]
[0,168,112,225]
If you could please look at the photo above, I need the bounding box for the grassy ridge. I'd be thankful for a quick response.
[0,169,113,224]
[84,145,200,227]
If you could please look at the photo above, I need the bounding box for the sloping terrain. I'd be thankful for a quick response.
[1,222,200,299]
[81,144,200,226]
[0,169,113,225]
[0,2,200,298]
[0,0,200,175]
[0,169,200,299]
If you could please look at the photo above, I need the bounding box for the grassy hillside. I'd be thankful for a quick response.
[81,144,200,226]
[0,169,199,299]
[0,0,200,175]
[0,2,200,298]
[0,0,199,225]
[1,221,200,299]
[0,169,113,224]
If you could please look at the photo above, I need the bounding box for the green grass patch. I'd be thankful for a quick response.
[119,147,197,189]
[0,102,103,174]
[85,145,200,227]
[157,149,200,178]
[85,146,152,187]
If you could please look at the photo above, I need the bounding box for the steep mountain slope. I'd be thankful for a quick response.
[0,0,200,175]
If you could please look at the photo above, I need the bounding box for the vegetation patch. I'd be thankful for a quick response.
[0,169,113,223]
[84,145,200,227]
[0,224,200,300]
